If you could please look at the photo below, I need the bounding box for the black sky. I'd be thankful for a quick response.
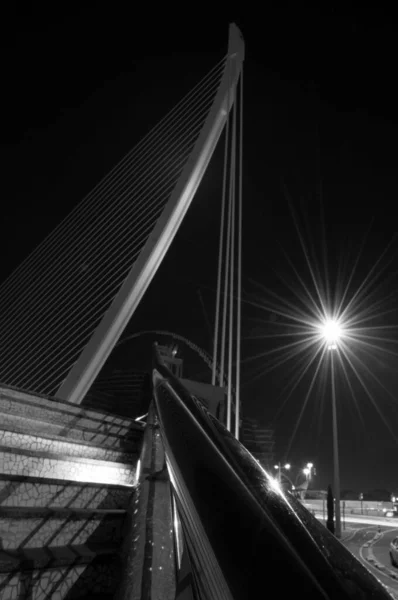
[2,6,398,493]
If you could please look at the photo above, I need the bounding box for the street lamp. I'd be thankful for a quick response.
[321,317,343,538]
[322,319,342,350]
[274,462,291,484]
[304,462,314,481]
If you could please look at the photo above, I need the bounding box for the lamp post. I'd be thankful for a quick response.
[321,318,342,538]
[274,462,291,484]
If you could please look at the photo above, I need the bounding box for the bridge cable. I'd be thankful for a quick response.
[0,91,218,331]
[0,58,227,395]
[219,63,233,399]
[0,59,225,304]
[227,82,237,432]
[235,68,243,440]
[212,64,231,387]
[211,67,243,436]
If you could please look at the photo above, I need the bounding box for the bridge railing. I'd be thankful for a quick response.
[151,343,391,599]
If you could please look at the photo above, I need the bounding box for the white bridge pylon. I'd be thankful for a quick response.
[58,24,245,404]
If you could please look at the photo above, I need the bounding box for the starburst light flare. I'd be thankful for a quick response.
[242,207,398,453]
[319,318,344,350]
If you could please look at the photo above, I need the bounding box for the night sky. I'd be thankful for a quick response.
[2,7,398,494]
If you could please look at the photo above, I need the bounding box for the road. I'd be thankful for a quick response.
[341,523,398,599]
[307,505,398,528]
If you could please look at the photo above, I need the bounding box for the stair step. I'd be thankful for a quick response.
[0,507,126,517]
[0,542,120,572]
[0,546,122,599]
[0,385,139,599]
[0,507,126,550]
[0,385,144,449]
[0,413,142,454]
[0,447,136,487]
[0,427,138,463]
[0,474,133,510]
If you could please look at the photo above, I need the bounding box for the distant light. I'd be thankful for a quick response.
[284,463,291,470]
[303,467,310,476]
[307,462,313,469]
[135,413,148,422]
[274,465,280,470]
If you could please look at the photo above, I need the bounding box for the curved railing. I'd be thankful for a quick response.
[152,343,390,599]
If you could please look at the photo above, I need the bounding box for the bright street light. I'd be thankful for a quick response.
[321,318,343,350]
[321,316,342,538]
